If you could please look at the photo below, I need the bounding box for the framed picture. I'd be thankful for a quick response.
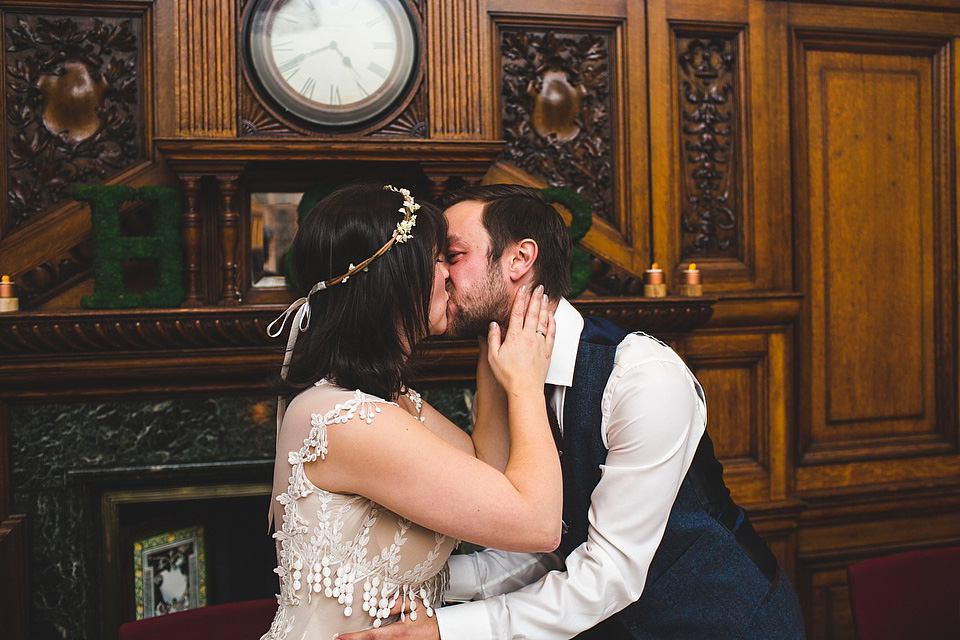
[133,525,207,619]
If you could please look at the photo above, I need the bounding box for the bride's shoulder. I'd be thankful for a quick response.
[286,379,400,428]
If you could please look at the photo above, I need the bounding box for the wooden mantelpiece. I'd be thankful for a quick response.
[153,138,506,188]
[0,296,715,398]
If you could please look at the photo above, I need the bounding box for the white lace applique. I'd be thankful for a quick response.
[403,387,426,423]
[264,383,453,637]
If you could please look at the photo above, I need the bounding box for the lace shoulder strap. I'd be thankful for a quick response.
[299,385,395,463]
[403,387,426,423]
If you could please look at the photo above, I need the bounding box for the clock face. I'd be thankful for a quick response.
[247,0,418,127]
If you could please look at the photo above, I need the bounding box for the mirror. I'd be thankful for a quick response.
[250,192,302,288]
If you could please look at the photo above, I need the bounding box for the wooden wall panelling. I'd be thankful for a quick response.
[0,514,29,640]
[175,0,236,136]
[487,0,651,281]
[797,486,960,640]
[684,326,792,504]
[428,0,492,139]
[647,0,792,292]
[789,5,960,492]
[0,0,173,307]
[2,6,147,230]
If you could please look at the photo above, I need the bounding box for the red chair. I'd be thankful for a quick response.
[118,598,277,640]
[847,546,960,640]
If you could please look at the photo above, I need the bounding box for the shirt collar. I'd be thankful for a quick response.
[545,298,583,388]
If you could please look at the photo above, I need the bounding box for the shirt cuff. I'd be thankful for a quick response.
[446,554,481,602]
[436,601,494,640]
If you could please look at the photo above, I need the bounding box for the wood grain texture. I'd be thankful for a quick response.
[3,2,960,638]
[684,328,793,503]
[175,0,236,136]
[428,0,488,138]
[792,26,958,473]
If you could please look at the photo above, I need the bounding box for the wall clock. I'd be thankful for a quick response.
[245,0,420,128]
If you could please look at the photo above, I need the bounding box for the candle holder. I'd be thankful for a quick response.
[643,263,667,298]
[0,275,18,312]
[678,263,702,297]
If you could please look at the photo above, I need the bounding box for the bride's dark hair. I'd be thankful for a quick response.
[271,183,446,401]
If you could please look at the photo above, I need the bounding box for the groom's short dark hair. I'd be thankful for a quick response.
[438,184,572,299]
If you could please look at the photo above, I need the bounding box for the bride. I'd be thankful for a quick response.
[263,183,561,638]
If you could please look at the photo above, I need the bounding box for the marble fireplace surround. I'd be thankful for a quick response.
[0,296,714,639]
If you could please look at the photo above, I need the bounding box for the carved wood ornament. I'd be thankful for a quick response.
[499,29,615,225]
[4,14,142,230]
[0,297,714,357]
[677,35,739,259]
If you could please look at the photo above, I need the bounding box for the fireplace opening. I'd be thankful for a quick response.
[100,481,280,638]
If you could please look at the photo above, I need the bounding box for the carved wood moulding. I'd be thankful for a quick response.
[240,86,430,139]
[0,308,274,355]
[176,0,237,136]
[17,241,91,307]
[676,31,741,260]
[3,12,144,231]
[0,297,714,357]
[499,27,616,225]
[428,0,486,138]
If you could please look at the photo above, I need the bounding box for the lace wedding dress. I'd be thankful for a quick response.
[261,380,457,639]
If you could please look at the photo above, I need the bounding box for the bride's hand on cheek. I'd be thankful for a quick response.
[486,284,556,396]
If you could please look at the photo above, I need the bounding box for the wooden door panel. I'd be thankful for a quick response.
[791,22,959,478]
[811,50,932,437]
[684,329,791,503]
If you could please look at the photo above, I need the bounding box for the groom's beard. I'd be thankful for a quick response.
[445,263,512,339]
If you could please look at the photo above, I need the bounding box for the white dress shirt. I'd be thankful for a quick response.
[437,299,707,640]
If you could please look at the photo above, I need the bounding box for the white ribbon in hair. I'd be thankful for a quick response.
[265,280,326,530]
[267,279,327,379]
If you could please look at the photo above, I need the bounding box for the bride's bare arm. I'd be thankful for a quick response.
[469,336,511,471]
[302,286,561,552]
[407,339,509,468]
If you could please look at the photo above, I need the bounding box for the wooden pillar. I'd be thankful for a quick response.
[180,175,204,307]
[216,175,241,305]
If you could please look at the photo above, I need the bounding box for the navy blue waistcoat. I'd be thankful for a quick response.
[558,316,788,639]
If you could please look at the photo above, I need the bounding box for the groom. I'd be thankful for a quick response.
[340,185,805,639]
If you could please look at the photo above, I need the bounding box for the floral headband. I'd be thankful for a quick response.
[267,184,421,378]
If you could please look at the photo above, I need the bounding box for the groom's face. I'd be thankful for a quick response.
[443,200,513,338]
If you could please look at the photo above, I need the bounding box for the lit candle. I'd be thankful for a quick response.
[679,263,702,296]
[643,263,667,297]
[682,263,700,285]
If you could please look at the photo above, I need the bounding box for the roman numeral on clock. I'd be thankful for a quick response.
[301,77,316,99]
[368,61,389,78]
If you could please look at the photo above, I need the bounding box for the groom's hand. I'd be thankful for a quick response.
[334,613,440,640]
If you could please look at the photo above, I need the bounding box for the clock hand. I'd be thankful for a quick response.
[341,56,362,77]
[276,42,330,69]
[327,41,362,77]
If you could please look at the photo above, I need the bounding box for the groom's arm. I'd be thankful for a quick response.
[439,339,707,640]
[446,550,564,602]
[339,337,705,640]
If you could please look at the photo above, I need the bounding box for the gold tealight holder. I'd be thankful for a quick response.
[678,263,702,297]
[643,263,667,298]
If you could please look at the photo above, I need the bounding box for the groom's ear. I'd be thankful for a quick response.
[505,238,539,283]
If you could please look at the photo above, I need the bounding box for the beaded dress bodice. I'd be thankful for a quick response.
[261,380,456,639]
